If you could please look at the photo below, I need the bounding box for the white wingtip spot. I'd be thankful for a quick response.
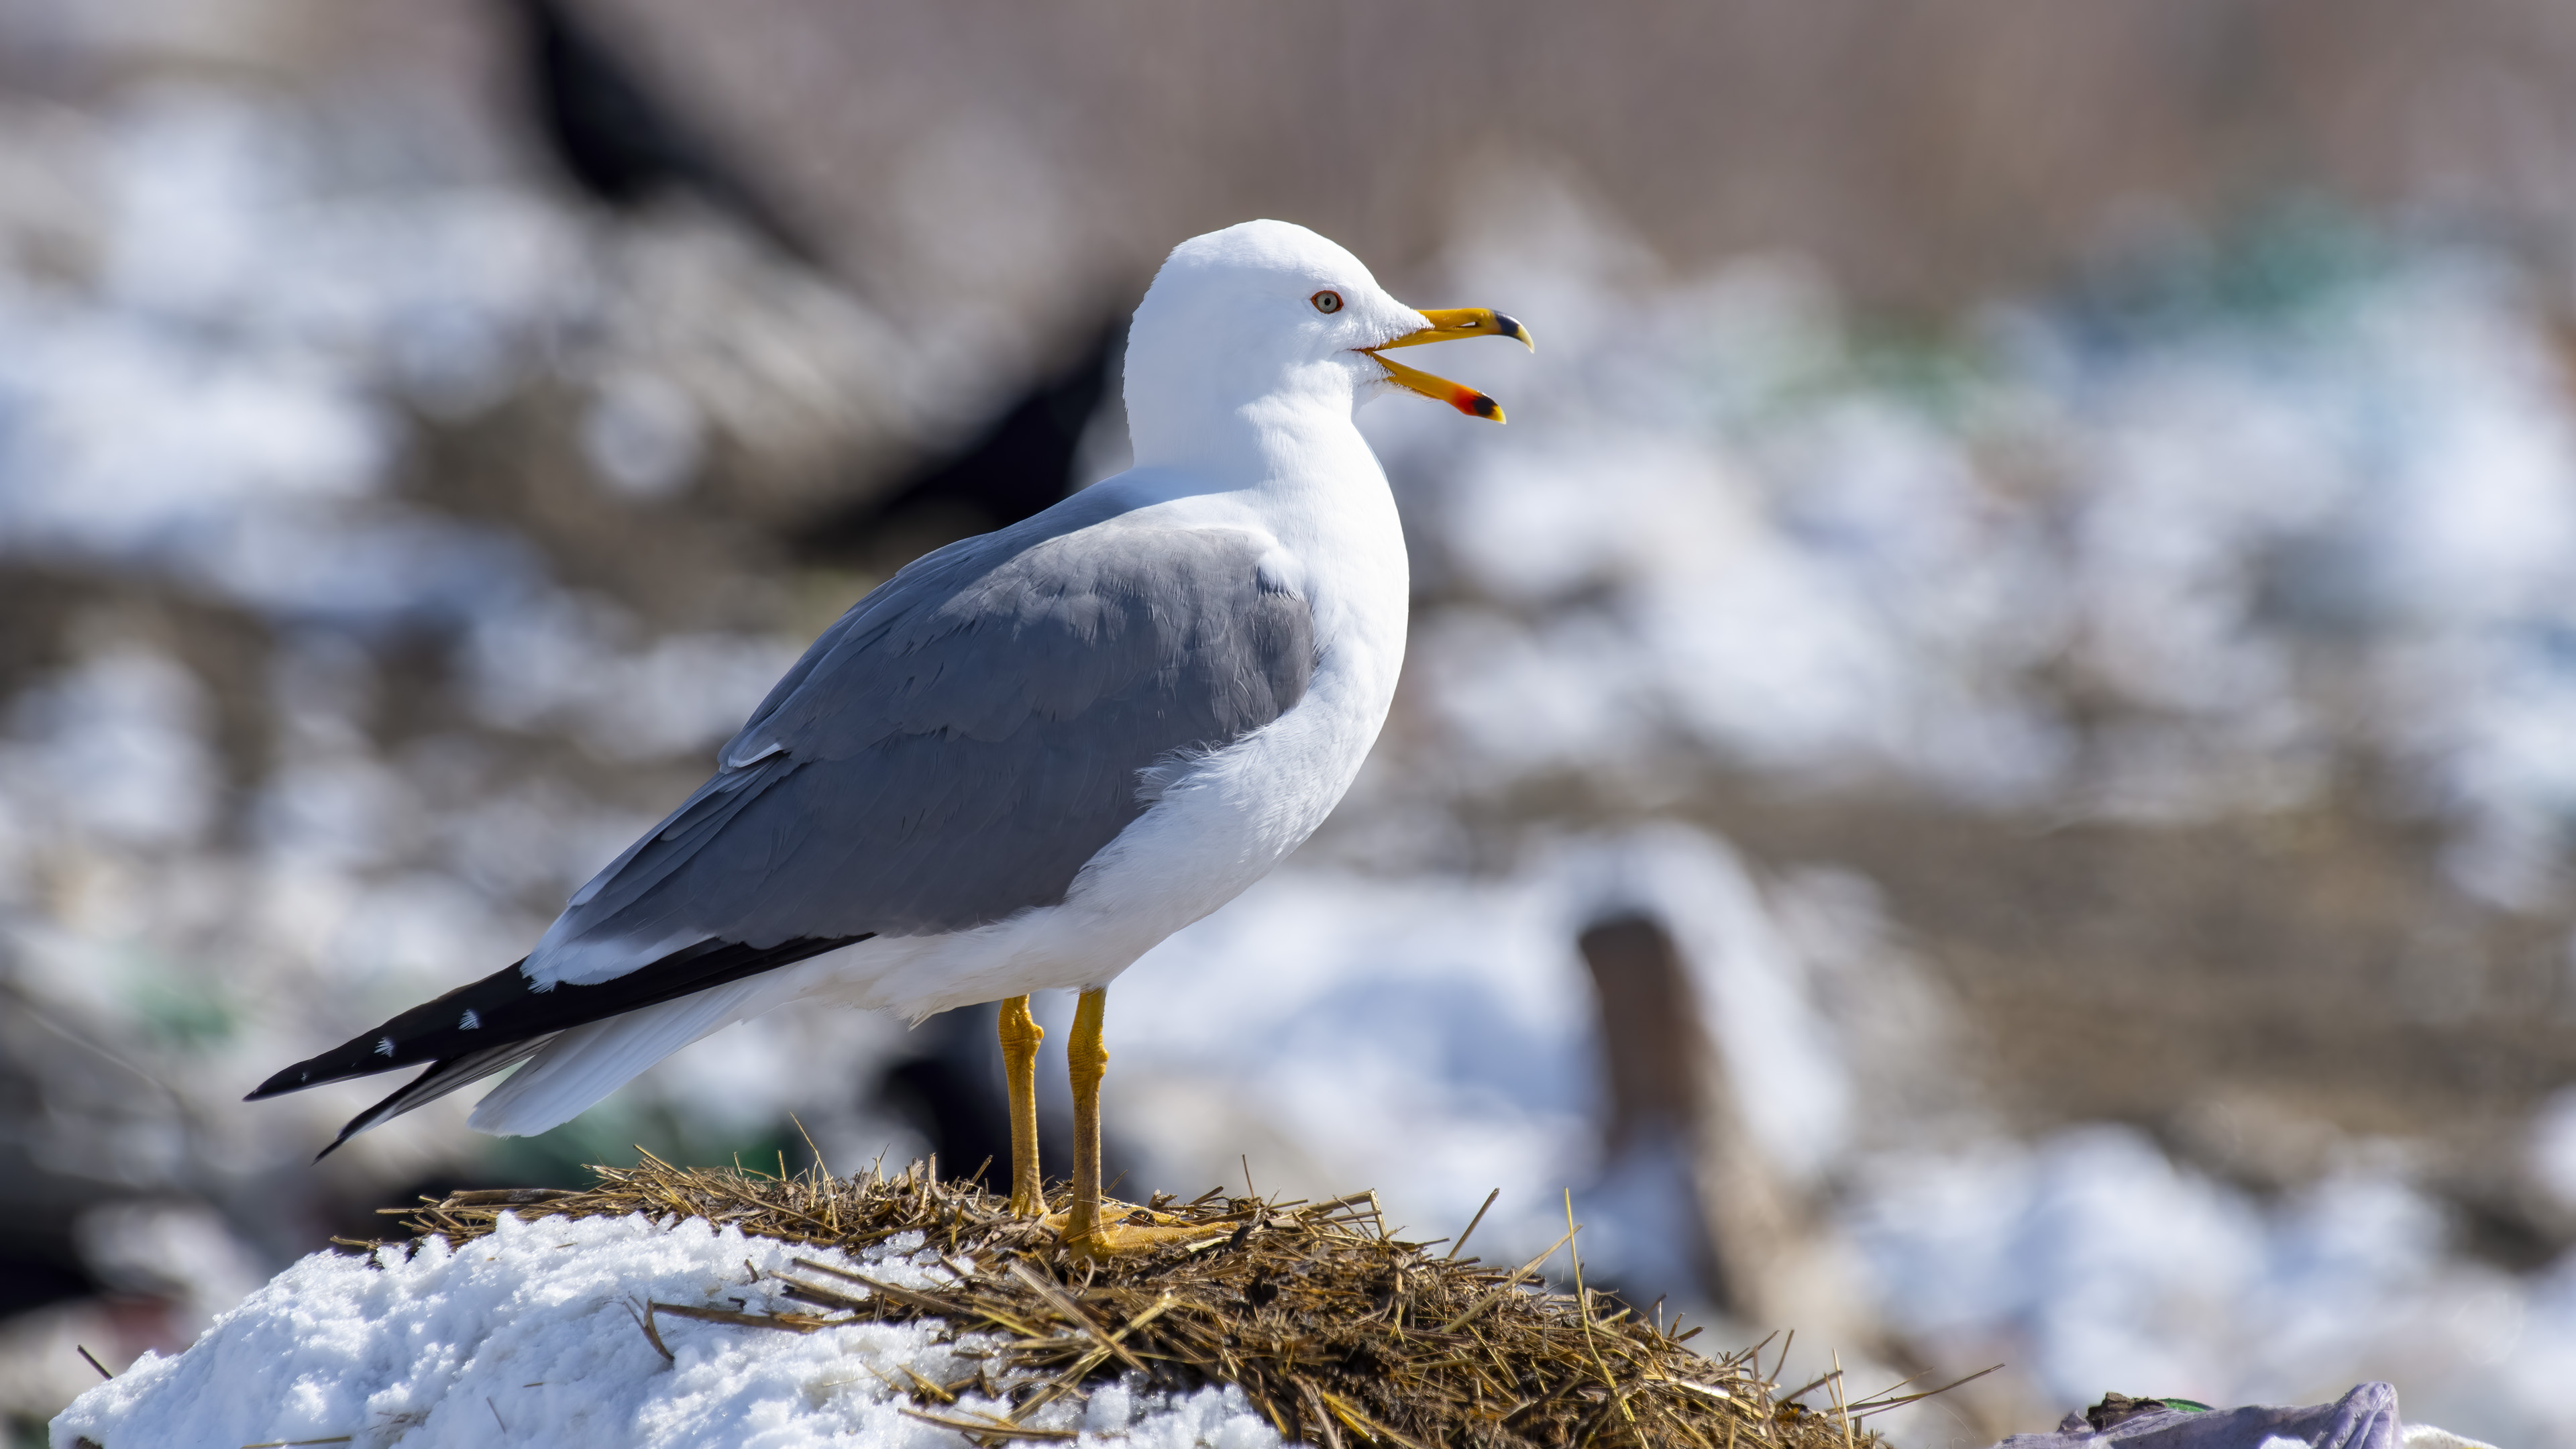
[460,1010,482,1030]
[374,1036,395,1057]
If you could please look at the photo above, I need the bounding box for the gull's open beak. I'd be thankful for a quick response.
[1364,307,1534,423]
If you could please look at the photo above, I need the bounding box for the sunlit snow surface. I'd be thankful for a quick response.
[9,85,2576,1448]
[51,1214,1281,1449]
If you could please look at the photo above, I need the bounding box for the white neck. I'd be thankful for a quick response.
[1128,334,1382,464]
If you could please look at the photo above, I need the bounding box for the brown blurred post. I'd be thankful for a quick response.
[1578,913,1797,1324]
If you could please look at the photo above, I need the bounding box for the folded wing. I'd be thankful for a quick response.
[251,490,1316,1150]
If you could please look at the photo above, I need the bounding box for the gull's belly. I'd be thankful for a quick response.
[1069,649,1392,941]
[1047,502,1414,983]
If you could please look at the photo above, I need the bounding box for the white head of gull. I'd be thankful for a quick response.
[251,218,1530,1256]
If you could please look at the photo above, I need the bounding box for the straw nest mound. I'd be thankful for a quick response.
[375,1157,1939,1449]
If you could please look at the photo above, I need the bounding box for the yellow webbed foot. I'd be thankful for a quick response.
[1056,1200,1230,1260]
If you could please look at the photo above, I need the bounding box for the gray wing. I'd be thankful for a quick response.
[541,492,1317,961]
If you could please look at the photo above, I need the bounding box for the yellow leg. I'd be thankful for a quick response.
[997,995,1046,1217]
[1061,987,1228,1258]
[1065,988,1110,1240]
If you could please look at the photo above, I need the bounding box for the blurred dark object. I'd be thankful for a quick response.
[0,987,170,1318]
[0,1245,93,1322]
[1580,914,1705,1161]
[1999,1381,2406,1448]
[1578,912,1792,1322]
[509,0,827,269]
[800,317,1124,562]
[2088,1393,2218,1432]
[877,1002,1074,1193]
[1577,913,1894,1356]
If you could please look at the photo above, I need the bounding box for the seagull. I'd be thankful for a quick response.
[250,219,1530,1256]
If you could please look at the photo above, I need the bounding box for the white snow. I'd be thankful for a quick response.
[51,1212,1284,1449]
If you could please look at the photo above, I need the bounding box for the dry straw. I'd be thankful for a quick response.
[374,1156,1970,1449]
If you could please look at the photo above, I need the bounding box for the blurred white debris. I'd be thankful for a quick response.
[0,85,914,627]
[463,595,804,761]
[0,81,914,1218]
[2,646,217,851]
[1842,1125,2574,1447]
[581,369,704,500]
[2528,1088,2576,1211]
[1108,825,1879,1302]
[70,1200,266,1338]
[1373,192,2576,883]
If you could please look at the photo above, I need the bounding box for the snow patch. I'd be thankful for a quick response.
[52,1212,1283,1449]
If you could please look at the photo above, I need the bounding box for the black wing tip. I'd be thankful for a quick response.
[305,1049,521,1162]
[246,1063,321,1102]
[248,957,544,1104]
[248,1043,394,1101]
[253,934,872,1154]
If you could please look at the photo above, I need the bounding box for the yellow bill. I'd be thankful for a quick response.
[1364,307,1534,423]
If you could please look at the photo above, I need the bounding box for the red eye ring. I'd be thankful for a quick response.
[1311,290,1343,314]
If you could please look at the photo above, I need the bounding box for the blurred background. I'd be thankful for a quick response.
[5,1,2576,1444]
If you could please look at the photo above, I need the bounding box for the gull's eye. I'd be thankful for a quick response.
[1311,290,1343,314]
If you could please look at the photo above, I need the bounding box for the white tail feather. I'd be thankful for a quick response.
[466,983,761,1136]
